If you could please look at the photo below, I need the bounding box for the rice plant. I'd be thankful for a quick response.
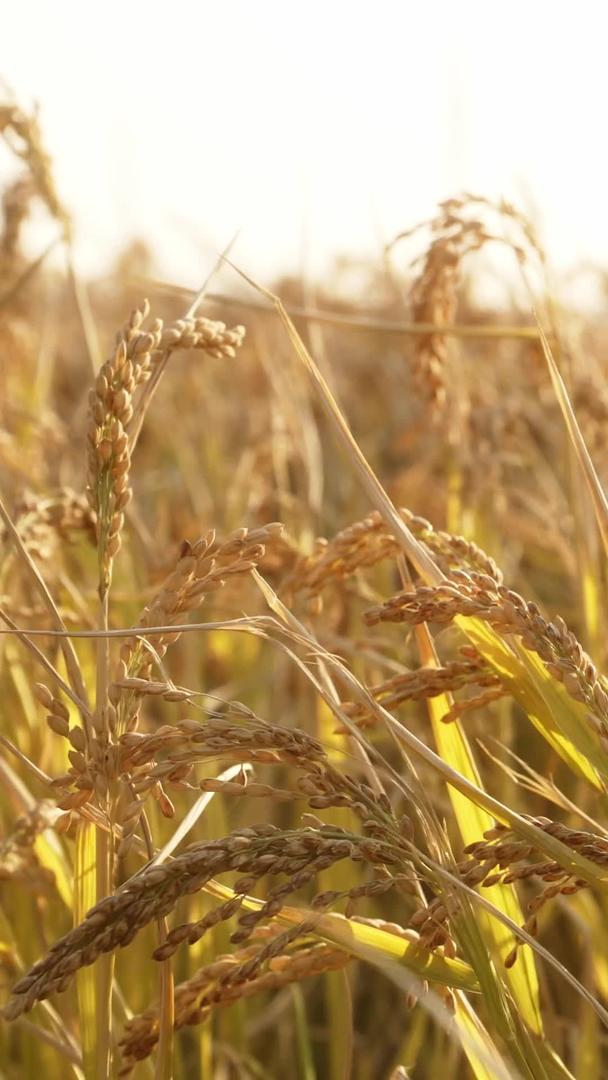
[1,98,608,1080]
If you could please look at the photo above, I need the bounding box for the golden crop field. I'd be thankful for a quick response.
[2,100,608,1080]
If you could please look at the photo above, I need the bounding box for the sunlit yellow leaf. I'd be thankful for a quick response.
[205,878,478,992]
[455,993,515,1080]
[459,616,604,788]
[75,821,113,1079]
[75,821,97,1078]
[33,832,72,909]
[416,624,542,1036]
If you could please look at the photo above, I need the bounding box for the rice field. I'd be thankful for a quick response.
[2,99,608,1080]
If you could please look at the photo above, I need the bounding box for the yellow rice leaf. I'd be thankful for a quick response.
[33,833,72,909]
[458,616,604,788]
[455,993,516,1080]
[75,822,113,1079]
[416,624,542,1036]
[324,970,352,1080]
[205,878,478,991]
[575,1001,602,1080]
[74,821,97,1078]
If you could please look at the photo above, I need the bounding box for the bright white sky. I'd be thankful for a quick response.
[3,1,608,290]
